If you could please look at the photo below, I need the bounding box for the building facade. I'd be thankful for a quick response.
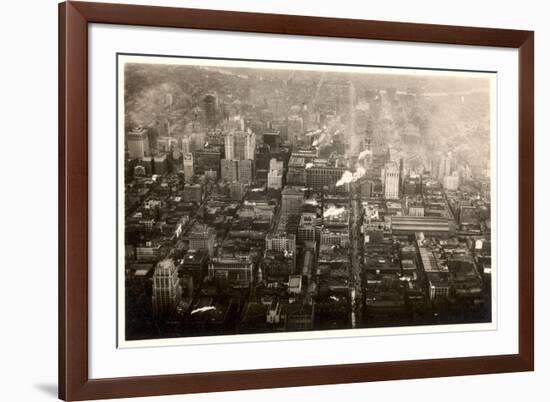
[208,256,255,286]
[265,233,297,254]
[187,223,216,257]
[221,159,238,182]
[183,153,194,183]
[127,126,149,160]
[281,187,304,215]
[152,258,182,318]
[183,184,202,204]
[225,131,256,160]
[237,159,254,184]
[267,169,283,190]
[384,162,400,199]
[297,213,318,244]
[306,166,345,191]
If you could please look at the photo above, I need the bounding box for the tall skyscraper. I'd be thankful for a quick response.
[360,124,374,169]
[183,153,194,183]
[189,132,205,153]
[287,115,304,146]
[365,119,374,149]
[225,131,256,161]
[224,132,234,160]
[181,136,190,155]
[127,126,149,159]
[244,131,256,160]
[203,93,218,127]
[438,152,454,179]
[300,103,310,132]
[221,159,238,182]
[384,162,400,199]
[152,259,182,319]
[237,159,254,184]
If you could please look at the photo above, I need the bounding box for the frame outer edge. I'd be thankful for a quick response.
[59,1,90,401]
[59,1,535,399]
[518,31,535,371]
[72,1,530,48]
[58,2,67,399]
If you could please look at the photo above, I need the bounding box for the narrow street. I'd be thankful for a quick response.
[349,182,363,328]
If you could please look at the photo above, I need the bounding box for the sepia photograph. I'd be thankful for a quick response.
[118,54,495,346]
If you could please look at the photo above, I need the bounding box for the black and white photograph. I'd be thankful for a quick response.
[119,55,495,345]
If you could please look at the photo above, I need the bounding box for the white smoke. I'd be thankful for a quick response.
[305,129,322,137]
[250,187,263,192]
[355,166,366,179]
[357,148,372,161]
[305,162,314,169]
[336,166,366,187]
[323,205,346,218]
[312,133,326,147]
[190,306,216,315]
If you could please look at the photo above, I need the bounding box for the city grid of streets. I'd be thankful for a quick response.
[123,59,493,340]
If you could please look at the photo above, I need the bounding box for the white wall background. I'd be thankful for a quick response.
[0,0,545,401]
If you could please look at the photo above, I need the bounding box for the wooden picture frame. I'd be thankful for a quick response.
[59,1,534,400]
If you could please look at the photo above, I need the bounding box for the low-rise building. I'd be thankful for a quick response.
[265,232,296,254]
[178,249,209,287]
[208,255,255,286]
[286,301,315,331]
[182,184,202,203]
[267,169,283,189]
[391,216,451,237]
[185,222,216,257]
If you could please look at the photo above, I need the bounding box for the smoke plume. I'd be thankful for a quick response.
[336,166,366,186]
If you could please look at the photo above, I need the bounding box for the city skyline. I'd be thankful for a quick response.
[120,55,494,346]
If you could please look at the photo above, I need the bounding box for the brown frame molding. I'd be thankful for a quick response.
[59,1,534,400]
